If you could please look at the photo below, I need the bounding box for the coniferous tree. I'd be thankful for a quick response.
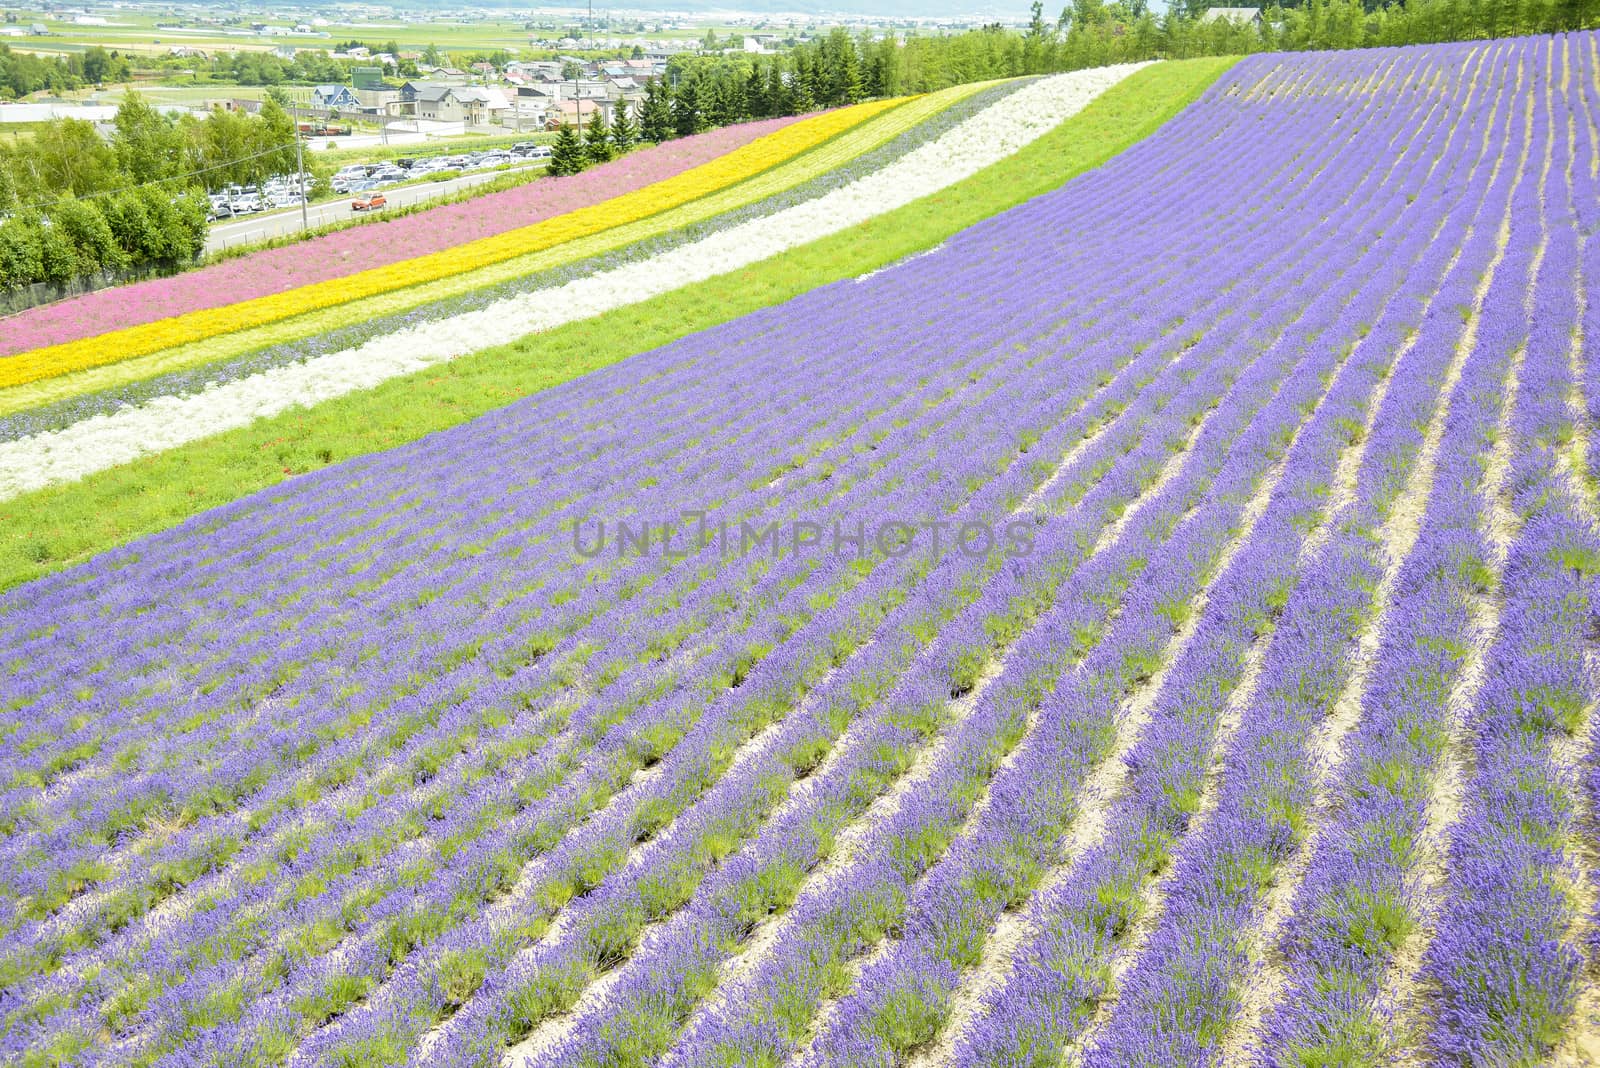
[703,76,732,127]
[767,63,792,116]
[746,63,769,118]
[584,106,612,164]
[838,42,864,103]
[639,77,673,141]
[673,77,703,137]
[790,66,816,114]
[548,121,584,176]
[609,101,636,154]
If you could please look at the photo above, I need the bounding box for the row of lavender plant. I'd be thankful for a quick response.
[1072,35,1538,1067]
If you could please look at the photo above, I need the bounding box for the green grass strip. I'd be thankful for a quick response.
[1,58,1236,593]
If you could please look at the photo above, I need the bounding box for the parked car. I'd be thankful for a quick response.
[352,193,388,212]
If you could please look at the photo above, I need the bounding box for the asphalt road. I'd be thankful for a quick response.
[204,162,545,254]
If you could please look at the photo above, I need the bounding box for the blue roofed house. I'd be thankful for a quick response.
[310,84,359,110]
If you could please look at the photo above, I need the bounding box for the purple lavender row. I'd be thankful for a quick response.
[1420,36,1600,1060]
[1574,31,1600,494]
[947,39,1512,1067]
[131,160,1241,1068]
[1078,36,1536,1067]
[1250,33,1566,1062]
[808,48,1501,1068]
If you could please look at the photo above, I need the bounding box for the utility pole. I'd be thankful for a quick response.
[295,89,309,232]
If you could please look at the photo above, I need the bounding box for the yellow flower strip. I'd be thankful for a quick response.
[0,85,992,418]
[0,98,904,392]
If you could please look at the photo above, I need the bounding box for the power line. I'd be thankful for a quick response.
[12,139,302,212]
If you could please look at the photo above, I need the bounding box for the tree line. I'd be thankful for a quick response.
[0,94,299,290]
[0,43,132,98]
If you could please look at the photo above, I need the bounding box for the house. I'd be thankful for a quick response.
[548,97,610,129]
[1198,6,1263,26]
[310,84,359,110]
[412,84,507,125]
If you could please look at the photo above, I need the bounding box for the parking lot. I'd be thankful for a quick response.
[204,143,552,252]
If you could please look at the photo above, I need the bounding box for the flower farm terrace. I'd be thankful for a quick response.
[2,31,1600,1068]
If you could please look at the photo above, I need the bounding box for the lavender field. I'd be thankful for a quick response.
[4,32,1600,1068]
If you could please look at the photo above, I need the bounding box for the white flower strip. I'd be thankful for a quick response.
[0,65,1146,501]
